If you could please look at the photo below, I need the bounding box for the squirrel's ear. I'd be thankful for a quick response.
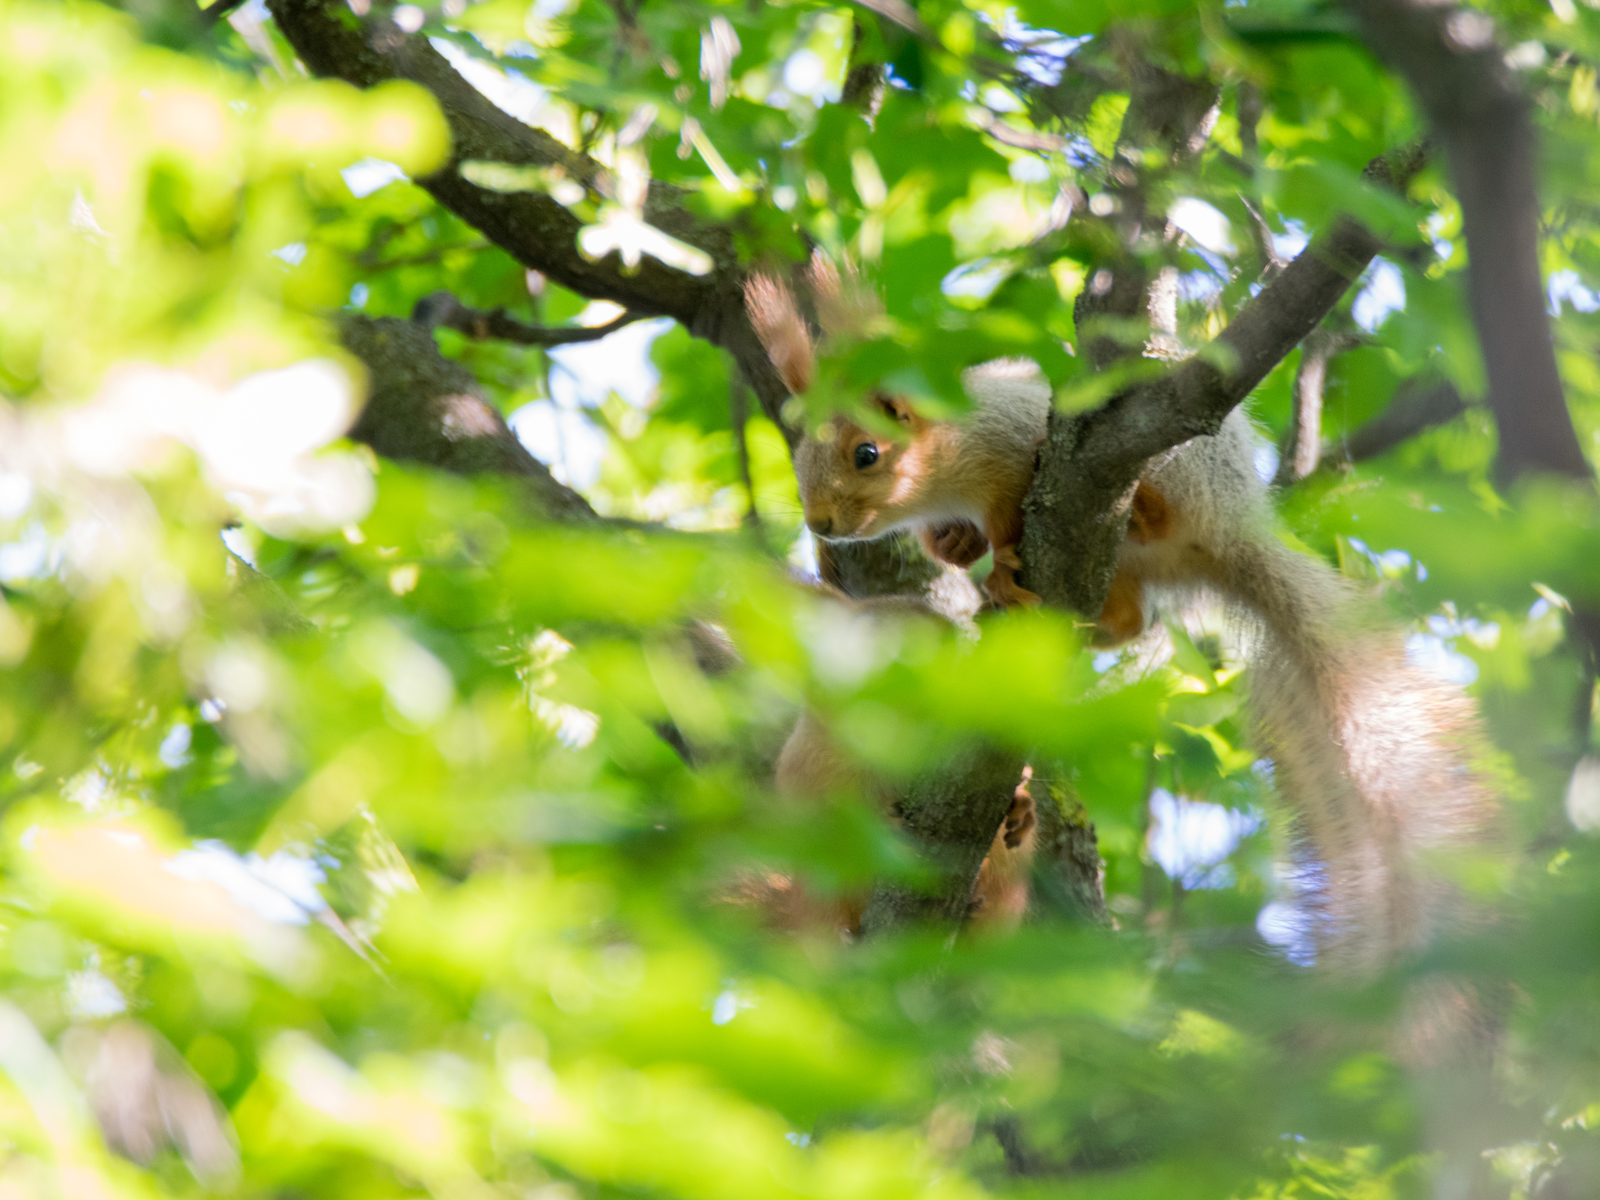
[875,394,917,425]
[744,273,815,396]
[808,250,880,340]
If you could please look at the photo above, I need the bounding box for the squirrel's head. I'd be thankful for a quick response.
[745,254,927,540]
[790,394,930,540]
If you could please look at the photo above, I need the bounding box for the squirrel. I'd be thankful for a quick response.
[748,256,1497,965]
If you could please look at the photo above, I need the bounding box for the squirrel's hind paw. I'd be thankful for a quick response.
[985,546,1041,608]
[1091,568,1146,647]
[1003,781,1036,849]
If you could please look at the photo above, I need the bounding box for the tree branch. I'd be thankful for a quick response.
[1021,141,1430,616]
[201,0,250,28]
[340,314,598,522]
[411,292,649,345]
[728,373,763,534]
[264,0,794,434]
[1340,0,1590,484]
[1320,377,1469,469]
[841,18,887,119]
[1276,326,1363,486]
[860,744,1026,933]
[1030,782,1111,924]
[1238,194,1287,283]
[852,0,934,43]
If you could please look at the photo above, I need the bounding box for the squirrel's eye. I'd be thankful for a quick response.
[853,442,880,470]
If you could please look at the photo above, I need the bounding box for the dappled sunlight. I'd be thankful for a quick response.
[80,359,375,536]
[0,2,1597,1199]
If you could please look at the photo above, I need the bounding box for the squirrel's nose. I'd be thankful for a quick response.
[808,515,834,537]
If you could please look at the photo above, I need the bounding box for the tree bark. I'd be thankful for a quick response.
[860,743,1027,933]
[341,315,597,521]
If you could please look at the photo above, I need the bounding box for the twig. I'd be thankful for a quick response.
[1238,80,1263,162]
[853,0,933,41]
[1319,377,1468,469]
[970,109,1070,152]
[411,292,647,346]
[359,240,490,272]
[1239,194,1286,283]
[1276,326,1362,486]
[841,18,887,120]
[201,0,250,27]
[728,372,763,534]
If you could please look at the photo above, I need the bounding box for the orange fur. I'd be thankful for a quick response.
[1094,567,1149,647]
[789,371,1049,610]
[1127,481,1171,544]
[807,251,881,339]
[743,273,814,395]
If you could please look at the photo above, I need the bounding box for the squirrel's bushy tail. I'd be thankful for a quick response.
[1216,536,1497,968]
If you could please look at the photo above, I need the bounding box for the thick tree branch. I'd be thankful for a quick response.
[264,0,794,434]
[411,292,649,345]
[1341,0,1590,483]
[1022,141,1430,615]
[341,314,598,522]
[860,744,1026,933]
[1030,783,1111,924]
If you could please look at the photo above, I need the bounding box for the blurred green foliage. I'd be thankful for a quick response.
[0,1,1598,1198]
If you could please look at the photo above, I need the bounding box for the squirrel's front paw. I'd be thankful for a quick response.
[921,521,990,567]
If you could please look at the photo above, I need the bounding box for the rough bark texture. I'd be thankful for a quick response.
[1031,784,1111,924]
[860,743,1028,933]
